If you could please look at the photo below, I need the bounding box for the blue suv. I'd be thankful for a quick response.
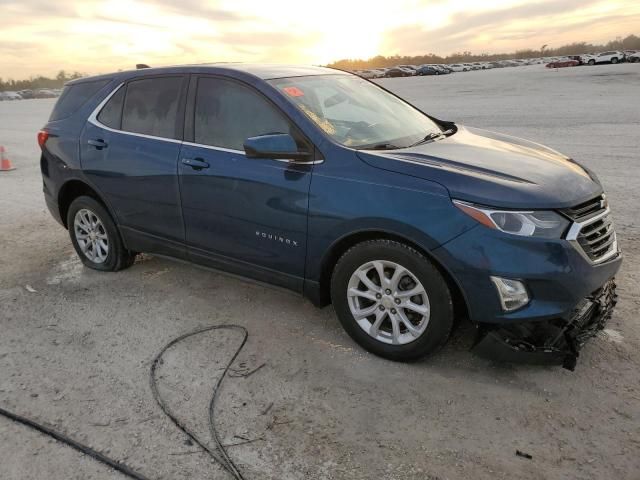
[39,64,621,368]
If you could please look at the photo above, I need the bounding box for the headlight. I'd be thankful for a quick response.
[453,200,570,238]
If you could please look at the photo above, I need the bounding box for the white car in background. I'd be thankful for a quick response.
[587,51,624,65]
[627,52,640,63]
[448,64,468,72]
[0,91,22,101]
[357,70,377,79]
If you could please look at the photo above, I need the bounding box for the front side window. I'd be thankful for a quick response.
[121,76,183,138]
[194,77,291,150]
[269,74,442,149]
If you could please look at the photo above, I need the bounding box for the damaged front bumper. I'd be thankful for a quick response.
[472,279,618,370]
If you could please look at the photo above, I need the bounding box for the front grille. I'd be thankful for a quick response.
[577,216,616,261]
[564,195,618,263]
[562,194,606,221]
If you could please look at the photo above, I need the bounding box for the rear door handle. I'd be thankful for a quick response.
[87,139,108,149]
[181,157,210,170]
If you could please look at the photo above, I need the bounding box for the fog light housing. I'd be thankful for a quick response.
[490,276,530,312]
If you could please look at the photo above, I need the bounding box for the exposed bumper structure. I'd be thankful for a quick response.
[472,279,618,370]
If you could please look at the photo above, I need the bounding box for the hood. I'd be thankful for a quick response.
[356,125,602,209]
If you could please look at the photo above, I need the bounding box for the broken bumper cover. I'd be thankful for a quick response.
[472,279,618,370]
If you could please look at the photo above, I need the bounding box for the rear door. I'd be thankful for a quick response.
[178,75,314,290]
[80,75,188,256]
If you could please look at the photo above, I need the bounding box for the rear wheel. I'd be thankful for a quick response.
[331,240,454,361]
[67,196,136,272]
[588,59,595,65]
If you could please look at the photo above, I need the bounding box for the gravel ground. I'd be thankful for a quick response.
[0,63,638,480]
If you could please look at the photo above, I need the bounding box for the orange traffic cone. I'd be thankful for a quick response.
[0,146,15,171]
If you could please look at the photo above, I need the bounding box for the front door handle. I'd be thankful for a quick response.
[181,157,210,170]
[88,138,108,150]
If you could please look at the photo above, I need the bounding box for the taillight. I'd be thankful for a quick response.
[37,130,49,149]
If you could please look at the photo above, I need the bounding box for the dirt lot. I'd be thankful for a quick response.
[1,63,639,480]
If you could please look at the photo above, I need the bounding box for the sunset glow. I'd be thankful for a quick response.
[1,0,639,78]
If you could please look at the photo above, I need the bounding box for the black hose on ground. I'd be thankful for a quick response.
[0,324,250,480]
[0,405,151,480]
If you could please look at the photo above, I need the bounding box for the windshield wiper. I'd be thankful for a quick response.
[366,143,402,150]
[407,128,455,148]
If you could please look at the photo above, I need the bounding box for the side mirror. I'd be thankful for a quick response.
[243,134,311,162]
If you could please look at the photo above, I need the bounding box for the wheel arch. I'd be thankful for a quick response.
[58,179,112,229]
[316,230,470,321]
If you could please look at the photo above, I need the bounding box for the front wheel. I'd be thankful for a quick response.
[67,196,136,272]
[588,59,595,65]
[611,57,619,64]
[331,240,454,361]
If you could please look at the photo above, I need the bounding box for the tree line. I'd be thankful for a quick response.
[0,70,84,92]
[327,34,640,70]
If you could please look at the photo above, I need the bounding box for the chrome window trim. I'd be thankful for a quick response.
[181,142,322,164]
[87,82,183,145]
[182,141,243,154]
[88,82,324,164]
[565,207,619,264]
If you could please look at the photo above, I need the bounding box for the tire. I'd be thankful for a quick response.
[611,57,618,64]
[330,239,454,361]
[67,196,136,272]
[588,59,595,65]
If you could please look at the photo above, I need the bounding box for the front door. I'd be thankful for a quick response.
[179,76,313,290]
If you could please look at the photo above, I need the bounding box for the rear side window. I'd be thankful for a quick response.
[194,77,291,150]
[121,76,183,138]
[97,87,125,129]
[49,79,110,121]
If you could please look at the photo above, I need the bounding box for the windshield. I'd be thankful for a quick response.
[268,74,442,149]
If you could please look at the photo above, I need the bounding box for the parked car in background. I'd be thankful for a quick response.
[567,55,585,65]
[385,67,413,77]
[39,63,622,368]
[448,64,468,72]
[34,89,58,98]
[431,65,451,74]
[17,89,34,99]
[627,52,640,63]
[356,70,377,79]
[416,66,440,76]
[0,91,22,101]
[590,51,624,65]
[396,65,417,75]
[580,54,596,64]
[546,59,580,68]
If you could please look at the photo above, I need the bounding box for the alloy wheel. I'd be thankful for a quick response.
[74,208,109,263]
[347,260,431,345]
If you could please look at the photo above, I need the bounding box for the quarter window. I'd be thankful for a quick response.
[97,87,125,129]
[49,79,110,121]
[122,77,183,138]
[194,77,291,150]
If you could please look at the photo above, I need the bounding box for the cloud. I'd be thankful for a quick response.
[381,0,630,54]
[1,0,638,79]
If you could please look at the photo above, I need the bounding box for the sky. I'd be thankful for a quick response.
[1,0,639,78]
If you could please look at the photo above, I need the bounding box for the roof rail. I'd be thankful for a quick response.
[136,64,151,69]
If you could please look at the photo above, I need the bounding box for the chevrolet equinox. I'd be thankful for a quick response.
[39,64,622,369]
